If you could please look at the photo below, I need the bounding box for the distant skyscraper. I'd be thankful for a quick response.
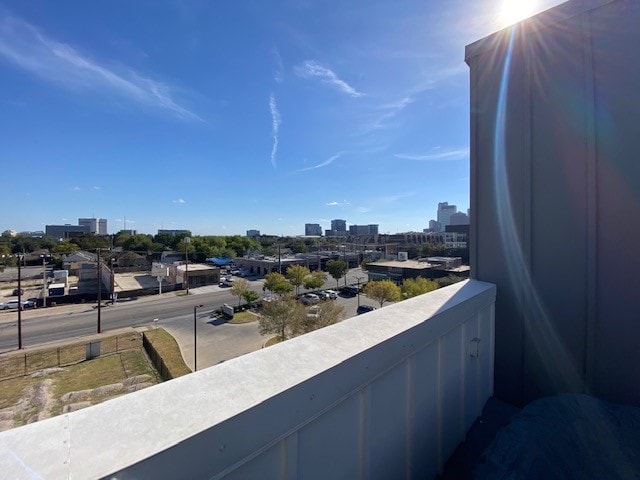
[98,218,107,235]
[348,224,379,236]
[305,224,322,236]
[246,229,260,239]
[79,218,107,235]
[331,219,347,232]
[437,202,457,227]
[428,220,442,232]
[450,212,469,225]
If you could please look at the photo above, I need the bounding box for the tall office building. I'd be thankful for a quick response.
[437,202,458,227]
[305,224,322,236]
[348,224,379,236]
[450,212,469,225]
[79,218,108,235]
[246,230,260,239]
[331,219,347,232]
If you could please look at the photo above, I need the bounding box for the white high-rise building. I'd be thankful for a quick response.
[79,218,108,235]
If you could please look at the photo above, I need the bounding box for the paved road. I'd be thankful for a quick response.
[0,268,371,369]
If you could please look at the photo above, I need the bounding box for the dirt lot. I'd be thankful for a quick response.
[0,348,159,432]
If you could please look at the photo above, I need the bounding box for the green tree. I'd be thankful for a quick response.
[285,265,310,296]
[303,270,326,290]
[360,258,371,271]
[264,272,294,295]
[71,234,110,251]
[259,295,304,340]
[326,260,349,288]
[295,301,344,335]
[242,289,260,305]
[364,280,401,308]
[230,278,250,306]
[436,275,465,288]
[401,277,439,299]
[51,241,79,254]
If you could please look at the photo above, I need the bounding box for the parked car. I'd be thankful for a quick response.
[300,293,320,305]
[356,304,376,315]
[22,300,36,309]
[12,288,23,296]
[340,285,360,297]
[324,290,339,299]
[1,300,19,310]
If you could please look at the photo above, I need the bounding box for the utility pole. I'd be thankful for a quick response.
[278,244,282,274]
[41,254,48,308]
[97,248,102,334]
[184,237,191,294]
[17,255,23,349]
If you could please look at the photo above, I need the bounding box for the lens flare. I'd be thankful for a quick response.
[499,0,536,27]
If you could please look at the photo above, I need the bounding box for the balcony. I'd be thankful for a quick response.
[0,279,496,479]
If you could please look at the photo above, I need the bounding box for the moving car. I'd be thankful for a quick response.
[356,304,376,315]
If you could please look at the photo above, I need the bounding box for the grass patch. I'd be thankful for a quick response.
[228,310,259,324]
[144,328,191,378]
[0,377,38,410]
[53,350,156,397]
[264,336,284,347]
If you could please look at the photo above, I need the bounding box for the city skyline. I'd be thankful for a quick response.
[0,1,562,235]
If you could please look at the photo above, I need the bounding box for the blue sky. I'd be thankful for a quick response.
[0,0,562,236]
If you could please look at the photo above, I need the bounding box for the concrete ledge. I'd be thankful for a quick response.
[0,279,496,479]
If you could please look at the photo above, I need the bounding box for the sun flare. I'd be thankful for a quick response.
[498,0,536,27]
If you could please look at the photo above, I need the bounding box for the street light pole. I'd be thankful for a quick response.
[17,255,23,349]
[193,304,203,372]
[184,237,191,294]
[97,248,102,334]
[356,276,365,308]
[41,254,48,308]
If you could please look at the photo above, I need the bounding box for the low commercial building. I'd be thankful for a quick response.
[175,264,220,289]
[366,256,469,283]
[235,251,361,277]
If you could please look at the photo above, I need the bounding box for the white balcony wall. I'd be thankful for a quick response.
[0,280,495,480]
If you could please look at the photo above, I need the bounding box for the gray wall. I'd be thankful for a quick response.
[466,0,640,407]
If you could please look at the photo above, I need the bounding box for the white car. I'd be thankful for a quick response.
[300,293,320,305]
[0,300,32,310]
[324,290,339,300]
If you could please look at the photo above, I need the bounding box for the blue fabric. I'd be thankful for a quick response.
[476,394,640,479]
[206,257,233,266]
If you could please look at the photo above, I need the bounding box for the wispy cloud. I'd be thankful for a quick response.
[72,186,81,191]
[380,192,416,204]
[394,147,469,161]
[356,206,371,214]
[0,15,201,121]
[269,93,281,168]
[272,47,284,84]
[298,152,343,172]
[357,96,414,135]
[326,200,350,207]
[93,186,101,190]
[173,198,186,204]
[295,60,363,97]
